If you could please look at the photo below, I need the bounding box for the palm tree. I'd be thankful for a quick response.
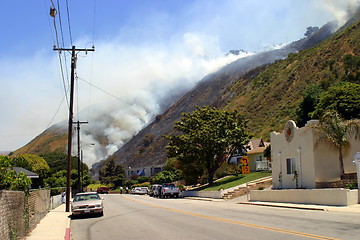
[313,110,360,179]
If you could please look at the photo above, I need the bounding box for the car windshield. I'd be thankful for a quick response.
[163,184,175,187]
[74,194,100,202]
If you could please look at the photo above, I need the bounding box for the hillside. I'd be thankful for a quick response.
[13,124,67,155]
[107,17,359,171]
[225,19,360,137]
[14,13,360,174]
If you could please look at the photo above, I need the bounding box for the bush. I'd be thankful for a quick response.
[346,181,358,190]
[137,176,150,183]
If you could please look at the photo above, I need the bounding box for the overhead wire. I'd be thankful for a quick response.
[85,0,97,121]
[77,76,148,113]
[65,0,73,46]
[50,0,70,108]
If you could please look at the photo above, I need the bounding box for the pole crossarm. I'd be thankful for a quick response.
[53,46,95,52]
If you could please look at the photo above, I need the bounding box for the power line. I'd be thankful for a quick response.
[50,0,70,108]
[65,0,73,45]
[77,76,148,113]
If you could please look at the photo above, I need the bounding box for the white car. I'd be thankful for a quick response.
[138,187,149,195]
[71,192,103,216]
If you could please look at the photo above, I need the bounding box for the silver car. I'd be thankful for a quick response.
[71,192,103,216]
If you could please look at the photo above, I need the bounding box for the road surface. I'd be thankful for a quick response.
[71,194,360,240]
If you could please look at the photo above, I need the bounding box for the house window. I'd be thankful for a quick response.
[256,155,263,161]
[286,158,296,174]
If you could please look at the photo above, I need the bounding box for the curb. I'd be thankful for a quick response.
[65,228,71,240]
[238,202,326,211]
[185,197,224,202]
[65,214,71,240]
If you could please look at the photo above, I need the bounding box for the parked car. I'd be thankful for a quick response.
[97,187,110,194]
[149,184,161,197]
[131,187,142,194]
[71,192,104,216]
[138,187,149,195]
[160,183,180,198]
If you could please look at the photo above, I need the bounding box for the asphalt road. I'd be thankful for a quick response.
[71,194,360,240]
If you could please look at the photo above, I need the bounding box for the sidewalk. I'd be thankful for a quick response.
[238,201,360,212]
[26,204,71,240]
[187,195,360,213]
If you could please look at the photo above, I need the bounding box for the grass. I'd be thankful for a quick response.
[86,183,105,191]
[197,171,272,191]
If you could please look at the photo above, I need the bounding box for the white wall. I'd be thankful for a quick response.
[250,189,358,206]
[271,120,359,189]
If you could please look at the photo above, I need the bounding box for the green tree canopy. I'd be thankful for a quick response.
[13,153,50,188]
[166,106,250,185]
[311,82,360,120]
[0,155,31,191]
[99,157,125,187]
[151,170,181,184]
[296,84,323,127]
[343,54,360,83]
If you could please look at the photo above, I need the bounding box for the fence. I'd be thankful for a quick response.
[0,189,62,240]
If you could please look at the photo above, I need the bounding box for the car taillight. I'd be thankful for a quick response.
[164,189,166,192]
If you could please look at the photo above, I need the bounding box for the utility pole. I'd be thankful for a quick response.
[53,45,95,212]
[74,121,88,193]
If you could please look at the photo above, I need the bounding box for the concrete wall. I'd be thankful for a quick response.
[0,190,25,240]
[247,153,260,171]
[181,191,223,199]
[250,189,358,206]
[0,189,52,240]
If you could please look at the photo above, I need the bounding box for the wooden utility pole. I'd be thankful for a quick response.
[53,45,95,212]
[74,120,88,193]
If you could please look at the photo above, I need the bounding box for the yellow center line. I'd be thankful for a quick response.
[119,195,339,240]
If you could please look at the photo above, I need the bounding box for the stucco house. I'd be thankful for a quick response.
[127,165,164,179]
[250,120,359,206]
[271,120,358,189]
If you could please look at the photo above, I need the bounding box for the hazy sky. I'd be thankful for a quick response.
[0,0,357,158]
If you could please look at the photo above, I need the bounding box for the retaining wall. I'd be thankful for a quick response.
[250,188,358,206]
[0,189,59,240]
[181,191,223,199]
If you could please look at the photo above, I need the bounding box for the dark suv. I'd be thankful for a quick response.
[96,187,110,194]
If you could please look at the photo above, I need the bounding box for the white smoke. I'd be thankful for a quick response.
[73,32,254,166]
[320,0,360,28]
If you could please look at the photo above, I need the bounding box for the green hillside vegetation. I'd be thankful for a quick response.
[224,20,360,139]
[197,171,272,191]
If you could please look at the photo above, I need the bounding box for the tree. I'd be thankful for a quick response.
[151,170,180,184]
[13,154,50,188]
[166,107,250,185]
[0,155,31,191]
[313,110,360,178]
[343,54,360,83]
[98,157,125,187]
[310,82,360,120]
[296,84,323,127]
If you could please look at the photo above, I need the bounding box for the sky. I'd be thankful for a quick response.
[0,0,358,164]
